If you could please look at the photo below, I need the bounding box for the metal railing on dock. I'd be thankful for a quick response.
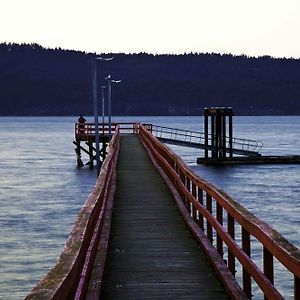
[138,123,300,300]
[75,122,263,157]
[145,124,263,154]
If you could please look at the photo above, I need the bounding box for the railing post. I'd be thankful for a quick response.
[197,188,204,230]
[263,246,274,300]
[173,162,178,186]
[216,202,223,258]
[206,194,213,243]
[186,177,191,213]
[179,169,185,204]
[295,276,300,300]
[228,214,235,276]
[242,228,252,298]
[192,182,197,220]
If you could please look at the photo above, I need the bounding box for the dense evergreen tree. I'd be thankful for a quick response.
[0,42,300,116]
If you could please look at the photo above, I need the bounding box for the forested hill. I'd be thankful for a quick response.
[1,43,300,116]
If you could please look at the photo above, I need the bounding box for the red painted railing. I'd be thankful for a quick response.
[75,122,138,140]
[138,124,300,300]
[26,127,121,300]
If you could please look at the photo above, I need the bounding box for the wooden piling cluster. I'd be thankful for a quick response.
[74,123,109,168]
[204,107,233,159]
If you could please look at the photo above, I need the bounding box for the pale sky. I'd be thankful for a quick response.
[1,0,300,58]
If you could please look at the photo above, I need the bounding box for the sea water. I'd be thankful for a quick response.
[0,116,299,299]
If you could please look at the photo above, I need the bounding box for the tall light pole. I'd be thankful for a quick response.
[92,56,113,177]
[105,75,121,140]
[101,85,106,133]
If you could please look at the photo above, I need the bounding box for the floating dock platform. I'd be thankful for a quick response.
[197,155,300,165]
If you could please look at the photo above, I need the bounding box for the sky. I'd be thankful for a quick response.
[1,0,300,58]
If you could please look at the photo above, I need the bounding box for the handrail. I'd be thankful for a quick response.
[138,124,300,299]
[74,122,263,154]
[147,124,263,153]
[26,127,121,300]
[75,122,138,133]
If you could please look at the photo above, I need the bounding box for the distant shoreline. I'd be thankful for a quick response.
[1,43,300,116]
[1,114,300,117]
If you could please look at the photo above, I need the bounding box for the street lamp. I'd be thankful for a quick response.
[101,85,106,124]
[105,75,121,140]
[92,56,113,177]
[101,85,106,134]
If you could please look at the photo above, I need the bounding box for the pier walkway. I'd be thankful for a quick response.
[100,135,228,299]
[26,123,300,300]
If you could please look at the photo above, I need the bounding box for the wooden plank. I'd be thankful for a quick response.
[100,135,230,299]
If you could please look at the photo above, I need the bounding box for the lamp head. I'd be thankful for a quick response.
[96,56,114,61]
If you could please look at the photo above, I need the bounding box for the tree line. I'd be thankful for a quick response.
[0,42,300,116]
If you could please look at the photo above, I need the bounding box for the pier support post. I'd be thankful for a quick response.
[295,276,300,300]
[204,115,209,159]
[100,142,108,162]
[229,113,233,158]
[75,139,83,167]
[203,107,233,160]
[88,142,94,168]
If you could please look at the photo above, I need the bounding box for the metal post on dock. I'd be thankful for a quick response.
[211,113,216,158]
[204,107,233,160]
[92,58,100,176]
[204,114,209,159]
[105,75,121,141]
[101,85,106,135]
[229,113,233,157]
[222,114,226,158]
[92,56,113,177]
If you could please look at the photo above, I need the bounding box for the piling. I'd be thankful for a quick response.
[204,107,233,159]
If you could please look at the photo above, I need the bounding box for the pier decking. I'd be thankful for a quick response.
[26,123,300,300]
[99,135,229,299]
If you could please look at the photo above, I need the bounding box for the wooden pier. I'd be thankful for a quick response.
[99,135,230,299]
[26,123,300,300]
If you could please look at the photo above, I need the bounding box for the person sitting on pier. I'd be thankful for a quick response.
[78,115,86,135]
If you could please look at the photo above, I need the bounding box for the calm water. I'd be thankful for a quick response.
[0,116,299,299]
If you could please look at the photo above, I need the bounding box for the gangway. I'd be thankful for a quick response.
[145,124,263,157]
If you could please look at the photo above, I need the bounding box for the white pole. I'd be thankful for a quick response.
[105,75,121,141]
[101,85,106,125]
[107,77,112,140]
[92,57,113,176]
[101,85,106,135]
[92,58,101,177]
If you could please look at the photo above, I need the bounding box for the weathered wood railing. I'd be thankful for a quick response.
[75,122,137,140]
[26,127,121,300]
[138,123,300,300]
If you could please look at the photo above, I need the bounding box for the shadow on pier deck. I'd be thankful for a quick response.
[26,123,300,300]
